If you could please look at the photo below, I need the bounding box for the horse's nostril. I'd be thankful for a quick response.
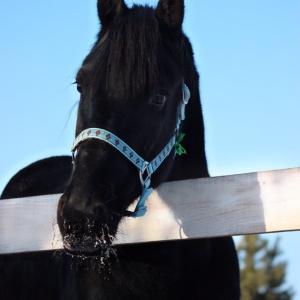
[94,204,105,216]
[58,194,69,211]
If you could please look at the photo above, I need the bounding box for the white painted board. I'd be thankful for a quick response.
[1,167,300,254]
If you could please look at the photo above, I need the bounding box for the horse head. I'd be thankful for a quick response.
[57,0,208,257]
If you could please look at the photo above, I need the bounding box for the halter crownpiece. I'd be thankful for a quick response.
[71,82,190,217]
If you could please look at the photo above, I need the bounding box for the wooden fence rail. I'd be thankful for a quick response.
[1,167,300,254]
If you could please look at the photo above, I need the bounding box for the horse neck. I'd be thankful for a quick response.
[167,50,209,182]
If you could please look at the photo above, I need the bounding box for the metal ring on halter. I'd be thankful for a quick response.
[182,82,190,105]
[139,163,152,187]
[71,150,76,165]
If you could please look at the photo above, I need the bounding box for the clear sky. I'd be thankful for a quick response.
[1,0,299,297]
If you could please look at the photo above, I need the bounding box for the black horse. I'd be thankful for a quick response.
[56,0,240,299]
[1,1,240,299]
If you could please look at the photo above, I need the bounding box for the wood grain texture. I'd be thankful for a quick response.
[1,167,299,254]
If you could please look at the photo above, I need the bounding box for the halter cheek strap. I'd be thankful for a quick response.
[71,82,190,218]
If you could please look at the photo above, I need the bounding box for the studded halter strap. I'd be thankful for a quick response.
[71,82,190,217]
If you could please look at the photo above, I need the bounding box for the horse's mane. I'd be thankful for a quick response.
[83,5,183,100]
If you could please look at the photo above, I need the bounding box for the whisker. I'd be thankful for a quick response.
[58,100,79,142]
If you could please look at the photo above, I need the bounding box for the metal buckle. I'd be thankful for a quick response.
[139,163,151,187]
[71,150,76,165]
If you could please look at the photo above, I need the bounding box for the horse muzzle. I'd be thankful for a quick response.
[62,234,113,257]
[57,194,118,257]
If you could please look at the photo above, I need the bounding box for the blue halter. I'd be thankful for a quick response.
[71,82,190,217]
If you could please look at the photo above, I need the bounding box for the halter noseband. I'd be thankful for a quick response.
[71,82,190,218]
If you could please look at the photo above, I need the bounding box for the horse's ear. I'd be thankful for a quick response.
[155,0,184,30]
[97,0,128,26]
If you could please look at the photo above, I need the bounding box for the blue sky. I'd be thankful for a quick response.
[1,0,299,297]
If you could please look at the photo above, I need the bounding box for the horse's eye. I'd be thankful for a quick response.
[153,93,167,107]
[76,83,83,94]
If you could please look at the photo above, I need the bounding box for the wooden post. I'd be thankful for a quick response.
[1,167,300,254]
